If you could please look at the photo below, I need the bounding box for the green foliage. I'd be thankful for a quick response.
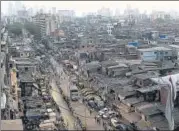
[24,22,41,40]
[12,68,16,73]
[7,22,23,36]
[155,18,165,23]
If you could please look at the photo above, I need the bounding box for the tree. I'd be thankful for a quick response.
[24,22,41,40]
[7,22,23,36]
[155,18,165,23]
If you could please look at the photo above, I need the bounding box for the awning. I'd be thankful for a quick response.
[33,83,39,89]
[136,86,160,93]
[1,93,6,109]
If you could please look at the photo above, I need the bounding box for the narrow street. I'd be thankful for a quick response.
[50,78,76,130]
[50,56,104,130]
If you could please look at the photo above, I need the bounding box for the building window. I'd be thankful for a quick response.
[154,52,157,54]
[141,52,143,55]
[25,67,28,71]
[9,64,12,68]
[165,52,168,54]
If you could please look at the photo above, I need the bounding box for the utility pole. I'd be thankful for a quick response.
[84,108,87,130]
[0,26,2,129]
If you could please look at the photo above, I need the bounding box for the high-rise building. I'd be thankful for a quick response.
[14,1,23,15]
[32,14,49,38]
[27,8,33,16]
[52,7,56,15]
[32,14,57,38]
[8,2,14,16]
[97,7,111,17]
[58,10,75,23]
[115,9,120,17]
[39,8,44,14]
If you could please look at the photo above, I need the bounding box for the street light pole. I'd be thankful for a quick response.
[0,45,1,131]
[85,108,87,129]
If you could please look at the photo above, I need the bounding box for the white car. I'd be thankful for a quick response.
[108,111,117,118]
[102,113,110,119]
[110,117,121,127]
[98,108,109,116]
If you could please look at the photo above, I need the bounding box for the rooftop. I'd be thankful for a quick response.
[140,106,162,116]
[138,46,171,52]
[136,85,160,93]
[13,57,39,65]
[169,44,179,49]
[19,72,35,83]
[0,52,5,64]
[1,119,23,130]
[107,64,128,69]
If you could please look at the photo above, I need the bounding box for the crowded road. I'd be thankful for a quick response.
[50,56,104,130]
[50,78,76,130]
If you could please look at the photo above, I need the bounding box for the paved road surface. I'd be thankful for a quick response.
[50,78,75,130]
[51,56,104,130]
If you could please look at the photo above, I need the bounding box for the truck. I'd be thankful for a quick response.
[69,85,79,101]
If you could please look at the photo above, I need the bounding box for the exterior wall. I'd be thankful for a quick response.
[107,23,113,35]
[175,37,179,42]
[138,50,173,61]
[20,52,30,58]
[32,14,49,38]
[16,65,36,73]
[160,86,168,105]
[139,51,157,61]
[20,82,33,97]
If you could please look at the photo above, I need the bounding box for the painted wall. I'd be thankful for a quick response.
[139,51,157,61]
[138,50,173,61]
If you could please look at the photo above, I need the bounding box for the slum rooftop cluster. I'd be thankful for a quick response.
[51,15,179,131]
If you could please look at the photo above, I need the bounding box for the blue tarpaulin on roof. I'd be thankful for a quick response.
[128,42,139,47]
[159,34,168,39]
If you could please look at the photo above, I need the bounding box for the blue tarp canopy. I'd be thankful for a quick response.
[128,42,140,47]
[159,34,168,39]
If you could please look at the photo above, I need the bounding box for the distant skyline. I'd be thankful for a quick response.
[2,1,179,16]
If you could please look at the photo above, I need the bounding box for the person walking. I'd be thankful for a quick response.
[96,117,99,124]
[103,121,105,127]
[89,109,92,115]
[98,118,101,125]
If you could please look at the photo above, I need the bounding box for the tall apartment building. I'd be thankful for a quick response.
[32,13,49,38]
[32,13,57,38]
[97,7,112,17]
[58,10,75,23]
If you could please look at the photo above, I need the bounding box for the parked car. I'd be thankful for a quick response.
[88,100,97,108]
[116,124,134,131]
[110,117,121,127]
[108,111,117,118]
[102,113,110,119]
[98,108,109,116]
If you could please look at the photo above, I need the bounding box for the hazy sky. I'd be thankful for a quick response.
[2,1,179,16]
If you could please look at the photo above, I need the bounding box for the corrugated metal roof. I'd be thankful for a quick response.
[136,85,160,93]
